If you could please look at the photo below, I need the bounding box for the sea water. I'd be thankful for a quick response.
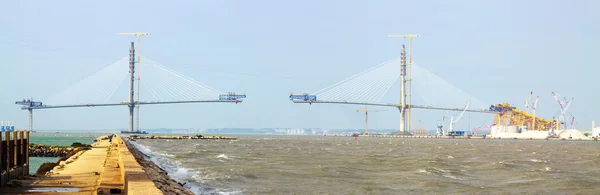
[134,135,600,194]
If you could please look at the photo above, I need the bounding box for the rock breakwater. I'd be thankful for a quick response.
[29,142,91,157]
[123,138,195,195]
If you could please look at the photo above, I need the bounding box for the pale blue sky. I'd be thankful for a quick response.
[1,0,598,131]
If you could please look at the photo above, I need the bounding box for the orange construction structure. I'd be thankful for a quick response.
[490,103,559,131]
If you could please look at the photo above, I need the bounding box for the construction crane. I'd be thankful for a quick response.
[388,34,419,132]
[551,92,574,129]
[118,32,150,132]
[447,102,470,135]
[15,98,43,132]
[568,112,575,129]
[525,91,533,113]
[532,95,539,130]
[356,106,386,135]
[436,112,447,136]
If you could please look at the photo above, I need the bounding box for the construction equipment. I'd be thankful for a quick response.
[388,34,419,132]
[532,95,539,129]
[551,92,574,129]
[356,106,386,135]
[568,112,575,129]
[15,99,43,132]
[118,32,150,132]
[436,112,447,136]
[525,91,533,113]
[219,92,247,104]
[446,102,470,135]
[490,101,556,131]
[289,93,317,104]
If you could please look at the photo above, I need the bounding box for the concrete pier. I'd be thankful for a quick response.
[0,135,174,195]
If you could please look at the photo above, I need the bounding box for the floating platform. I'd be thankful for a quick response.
[121,130,148,134]
[128,135,237,140]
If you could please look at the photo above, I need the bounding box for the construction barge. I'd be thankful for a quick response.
[128,135,237,140]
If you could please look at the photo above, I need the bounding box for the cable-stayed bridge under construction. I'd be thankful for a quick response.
[16,42,247,133]
[14,39,530,135]
[289,44,497,135]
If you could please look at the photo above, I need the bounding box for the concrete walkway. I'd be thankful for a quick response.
[0,135,162,195]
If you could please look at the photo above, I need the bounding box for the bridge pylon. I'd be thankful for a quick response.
[399,44,407,134]
[128,42,136,132]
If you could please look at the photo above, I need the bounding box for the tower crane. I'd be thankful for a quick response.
[356,106,386,135]
[447,102,470,135]
[118,32,150,132]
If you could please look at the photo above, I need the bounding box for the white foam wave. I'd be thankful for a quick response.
[130,141,241,195]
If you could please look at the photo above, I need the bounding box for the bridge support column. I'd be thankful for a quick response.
[128,105,134,133]
[399,107,406,133]
[128,42,136,132]
[399,44,407,134]
[28,109,33,132]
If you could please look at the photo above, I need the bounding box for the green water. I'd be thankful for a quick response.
[29,157,61,175]
[30,134,97,146]
[28,133,100,174]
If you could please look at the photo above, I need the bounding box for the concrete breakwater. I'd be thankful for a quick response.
[130,135,237,140]
[0,135,170,194]
[123,137,195,195]
[28,142,92,157]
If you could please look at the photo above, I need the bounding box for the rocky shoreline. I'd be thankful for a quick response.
[123,138,196,195]
[29,142,92,157]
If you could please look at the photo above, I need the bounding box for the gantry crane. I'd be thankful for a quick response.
[118,32,150,132]
[388,34,419,132]
[356,106,386,135]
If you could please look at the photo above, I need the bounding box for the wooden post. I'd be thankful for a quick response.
[6,131,12,181]
[12,131,17,170]
[1,131,6,175]
[24,131,29,176]
[19,131,24,177]
[0,130,2,186]
[6,131,11,174]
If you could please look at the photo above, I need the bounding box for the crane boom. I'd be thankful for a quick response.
[525,91,533,113]
[447,102,470,134]
[454,102,470,124]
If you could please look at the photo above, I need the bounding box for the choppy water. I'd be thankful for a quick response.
[135,136,600,194]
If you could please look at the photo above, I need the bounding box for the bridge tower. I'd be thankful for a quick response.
[399,45,407,133]
[128,42,136,132]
